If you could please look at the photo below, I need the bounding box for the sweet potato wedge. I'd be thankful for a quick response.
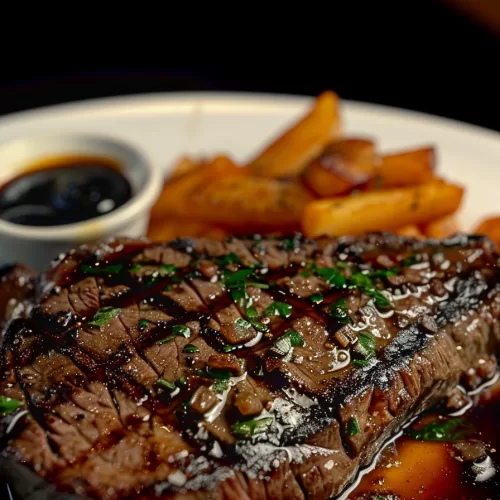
[474,216,500,248]
[422,214,460,238]
[374,147,436,188]
[247,91,341,178]
[302,138,378,197]
[302,180,464,237]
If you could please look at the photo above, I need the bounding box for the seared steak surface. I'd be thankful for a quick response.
[0,233,499,500]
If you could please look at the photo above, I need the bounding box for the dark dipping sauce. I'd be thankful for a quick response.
[0,156,132,226]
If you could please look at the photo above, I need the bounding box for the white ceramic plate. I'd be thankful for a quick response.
[0,92,499,231]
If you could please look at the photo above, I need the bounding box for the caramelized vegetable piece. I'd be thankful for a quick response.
[423,214,460,238]
[474,216,500,248]
[302,138,378,197]
[247,91,341,178]
[374,147,436,188]
[302,180,464,237]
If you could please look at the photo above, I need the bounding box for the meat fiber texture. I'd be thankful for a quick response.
[0,233,499,500]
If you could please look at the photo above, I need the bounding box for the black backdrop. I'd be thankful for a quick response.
[0,2,498,131]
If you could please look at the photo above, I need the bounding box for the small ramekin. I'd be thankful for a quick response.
[0,134,163,271]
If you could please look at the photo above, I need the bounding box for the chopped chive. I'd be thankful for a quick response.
[160,264,177,276]
[336,261,346,269]
[0,395,22,415]
[158,324,191,344]
[234,317,253,331]
[353,359,370,367]
[329,297,353,325]
[157,379,176,390]
[80,263,123,276]
[232,417,273,438]
[183,344,200,354]
[245,307,259,319]
[358,331,377,353]
[309,293,324,304]
[408,417,475,442]
[282,237,299,250]
[138,319,151,329]
[164,284,173,291]
[368,268,399,279]
[402,255,419,267]
[265,301,292,319]
[316,267,346,288]
[223,345,235,353]
[88,307,121,327]
[212,378,230,394]
[177,376,187,387]
[129,264,142,273]
[215,253,241,267]
[347,416,360,436]
[172,325,191,338]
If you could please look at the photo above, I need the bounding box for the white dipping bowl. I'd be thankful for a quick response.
[0,134,162,271]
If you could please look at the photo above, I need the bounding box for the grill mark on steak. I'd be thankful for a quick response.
[0,233,499,500]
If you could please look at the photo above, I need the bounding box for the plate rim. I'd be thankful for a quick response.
[0,91,499,148]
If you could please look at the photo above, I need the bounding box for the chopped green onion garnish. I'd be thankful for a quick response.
[172,325,191,338]
[183,344,200,354]
[157,379,176,390]
[0,395,22,415]
[329,297,353,325]
[129,264,143,273]
[212,378,230,394]
[245,307,259,319]
[316,267,346,288]
[282,237,299,250]
[232,417,273,438]
[80,263,123,276]
[138,319,151,329]
[309,293,324,304]
[158,324,191,344]
[216,253,241,267]
[265,301,292,319]
[88,307,121,327]
[347,416,360,436]
[160,264,177,276]
[353,359,370,367]
[408,417,475,442]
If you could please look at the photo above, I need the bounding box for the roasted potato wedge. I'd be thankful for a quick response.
[423,214,460,238]
[302,180,464,237]
[247,91,341,178]
[302,138,378,197]
[168,156,203,179]
[150,155,244,222]
[474,216,500,247]
[152,173,313,230]
[373,147,436,188]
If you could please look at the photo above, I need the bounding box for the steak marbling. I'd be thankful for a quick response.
[0,233,499,500]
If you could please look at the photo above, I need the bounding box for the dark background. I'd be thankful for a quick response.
[0,2,498,131]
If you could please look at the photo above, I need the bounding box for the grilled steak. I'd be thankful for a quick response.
[0,263,36,331]
[0,233,499,500]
